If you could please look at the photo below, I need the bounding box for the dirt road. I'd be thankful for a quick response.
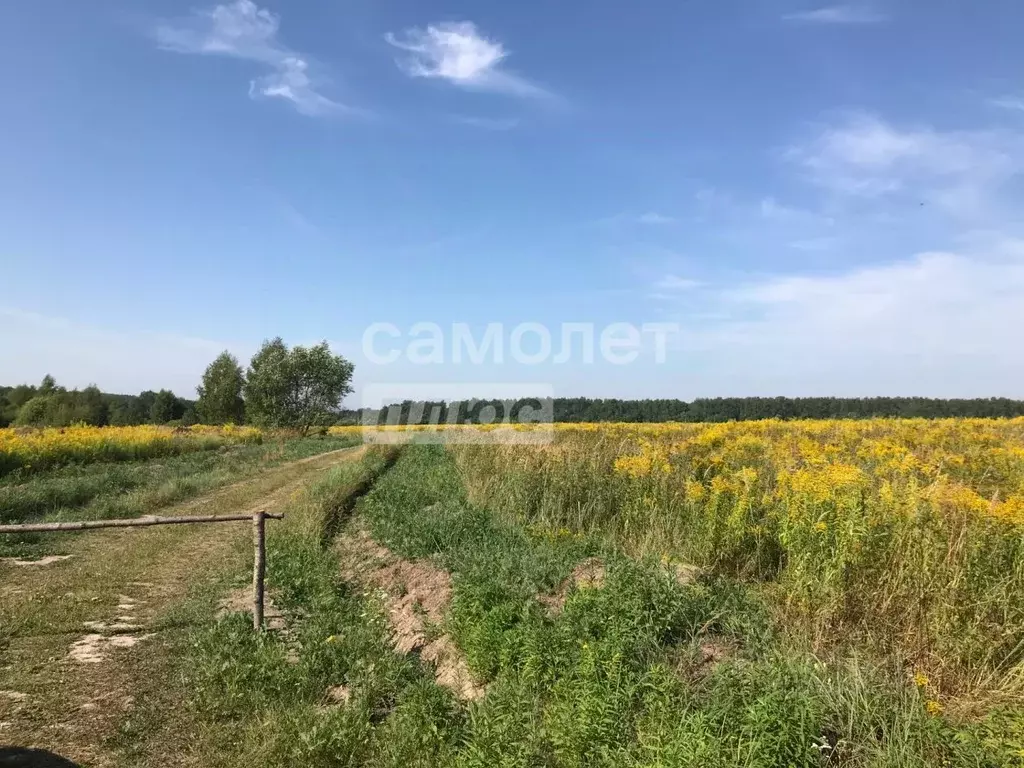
[0,446,364,767]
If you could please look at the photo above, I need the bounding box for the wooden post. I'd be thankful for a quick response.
[252,510,267,631]
[0,510,282,634]
[0,512,282,534]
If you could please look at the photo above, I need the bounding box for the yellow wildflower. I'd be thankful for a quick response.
[613,454,653,478]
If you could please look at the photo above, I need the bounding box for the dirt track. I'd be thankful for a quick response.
[0,446,364,767]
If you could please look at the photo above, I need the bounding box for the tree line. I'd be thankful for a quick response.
[340,395,1024,426]
[0,376,193,428]
[1,339,354,432]
[553,396,1024,422]
[7,356,1024,429]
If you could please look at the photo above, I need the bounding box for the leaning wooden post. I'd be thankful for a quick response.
[252,510,266,631]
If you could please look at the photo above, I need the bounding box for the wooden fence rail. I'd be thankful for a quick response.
[0,512,283,630]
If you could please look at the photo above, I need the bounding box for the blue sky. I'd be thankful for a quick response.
[3,0,1024,402]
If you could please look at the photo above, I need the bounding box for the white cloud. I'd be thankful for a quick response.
[656,241,1024,396]
[783,5,886,24]
[760,197,794,219]
[656,275,702,291]
[636,212,676,225]
[637,110,1024,396]
[786,114,1024,218]
[724,248,1024,357]
[450,115,521,130]
[156,0,280,58]
[758,196,827,222]
[792,114,1012,178]
[991,96,1024,113]
[788,236,839,251]
[156,0,350,116]
[247,57,343,116]
[599,211,677,226]
[385,22,550,98]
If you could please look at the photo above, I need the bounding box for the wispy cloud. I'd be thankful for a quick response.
[273,196,320,237]
[720,247,1024,361]
[652,241,1024,395]
[450,115,521,130]
[788,236,839,251]
[156,0,352,116]
[783,5,886,24]
[599,211,677,226]
[640,107,1024,395]
[656,274,701,291]
[785,113,1024,218]
[636,212,676,225]
[991,95,1024,113]
[759,197,819,222]
[385,22,551,99]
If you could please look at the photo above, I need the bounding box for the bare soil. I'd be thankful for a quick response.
[336,527,485,701]
[0,555,75,567]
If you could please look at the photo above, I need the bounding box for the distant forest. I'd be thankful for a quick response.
[343,395,1024,425]
[5,376,1024,429]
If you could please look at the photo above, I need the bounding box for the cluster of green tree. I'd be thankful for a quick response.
[339,395,1024,425]
[9,356,1022,430]
[1,339,354,432]
[681,396,1024,422]
[345,398,550,426]
[552,397,692,422]
[236,338,354,432]
[0,376,193,428]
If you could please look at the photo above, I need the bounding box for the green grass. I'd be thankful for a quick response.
[180,447,469,766]
[172,445,1021,767]
[0,434,359,557]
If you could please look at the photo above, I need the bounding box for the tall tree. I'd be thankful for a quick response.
[0,384,37,426]
[244,338,354,432]
[14,396,50,426]
[196,351,246,424]
[80,385,109,426]
[137,391,158,422]
[150,389,183,424]
[243,338,290,428]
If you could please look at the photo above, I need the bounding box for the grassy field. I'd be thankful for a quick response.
[0,424,263,477]
[174,429,1023,767]
[0,433,359,557]
[450,420,1024,691]
[3,420,1023,766]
